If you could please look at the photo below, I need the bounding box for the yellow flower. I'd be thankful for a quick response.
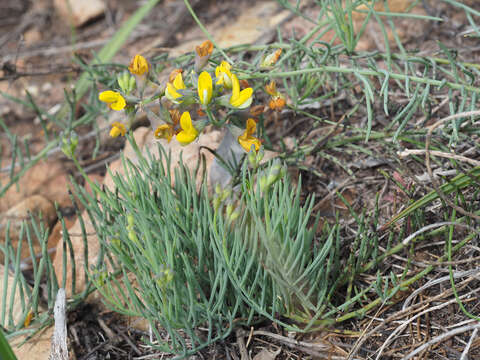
[238,118,261,152]
[198,71,213,106]
[154,124,175,142]
[128,54,149,75]
[110,122,126,138]
[215,61,233,89]
[176,112,198,145]
[99,90,126,111]
[230,74,253,109]
[165,73,186,103]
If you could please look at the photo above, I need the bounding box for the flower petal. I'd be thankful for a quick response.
[166,82,182,101]
[99,90,119,103]
[128,54,149,75]
[180,111,193,132]
[198,71,212,105]
[99,91,126,111]
[246,118,257,136]
[238,137,261,152]
[177,130,198,145]
[177,111,198,145]
[173,73,186,90]
[110,95,126,111]
[230,87,253,108]
[110,122,126,137]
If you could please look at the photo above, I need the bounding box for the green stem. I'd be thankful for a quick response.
[248,66,480,94]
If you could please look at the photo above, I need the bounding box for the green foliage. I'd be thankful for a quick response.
[72,136,337,354]
[0,328,16,360]
[0,211,91,340]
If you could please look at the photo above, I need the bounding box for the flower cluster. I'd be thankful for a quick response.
[98,41,275,154]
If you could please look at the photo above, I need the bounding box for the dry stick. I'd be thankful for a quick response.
[347,276,474,360]
[49,288,68,360]
[375,291,478,360]
[402,269,480,310]
[425,110,480,221]
[236,328,250,360]
[398,149,480,167]
[346,302,387,360]
[251,330,340,357]
[459,327,478,360]
[402,323,480,360]
[113,325,142,356]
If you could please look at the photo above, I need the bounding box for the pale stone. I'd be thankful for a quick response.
[168,2,290,57]
[0,159,74,214]
[11,326,54,360]
[0,195,57,262]
[53,0,105,27]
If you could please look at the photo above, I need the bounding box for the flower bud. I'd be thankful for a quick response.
[60,131,78,159]
[117,71,136,95]
[260,49,282,68]
[247,146,264,169]
[226,204,240,222]
[259,160,285,192]
[194,40,214,72]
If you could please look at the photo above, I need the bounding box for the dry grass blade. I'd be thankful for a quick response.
[401,323,480,360]
[425,110,480,221]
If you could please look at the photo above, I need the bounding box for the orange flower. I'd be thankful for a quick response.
[269,97,286,111]
[195,40,214,57]
[195,40,214,72]
[239,79,250,89]
[154,124,175,142]
[154,110,181,143]
[265,80,285,111]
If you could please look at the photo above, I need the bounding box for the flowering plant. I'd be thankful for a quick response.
[96,42,286,189]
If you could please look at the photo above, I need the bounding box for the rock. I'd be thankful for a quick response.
[0,159,74,214]
[103,127,223,192]
[169,2,291,56]
[53,0,105,27]
[11,326,54,360]
[0,195,57,262]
